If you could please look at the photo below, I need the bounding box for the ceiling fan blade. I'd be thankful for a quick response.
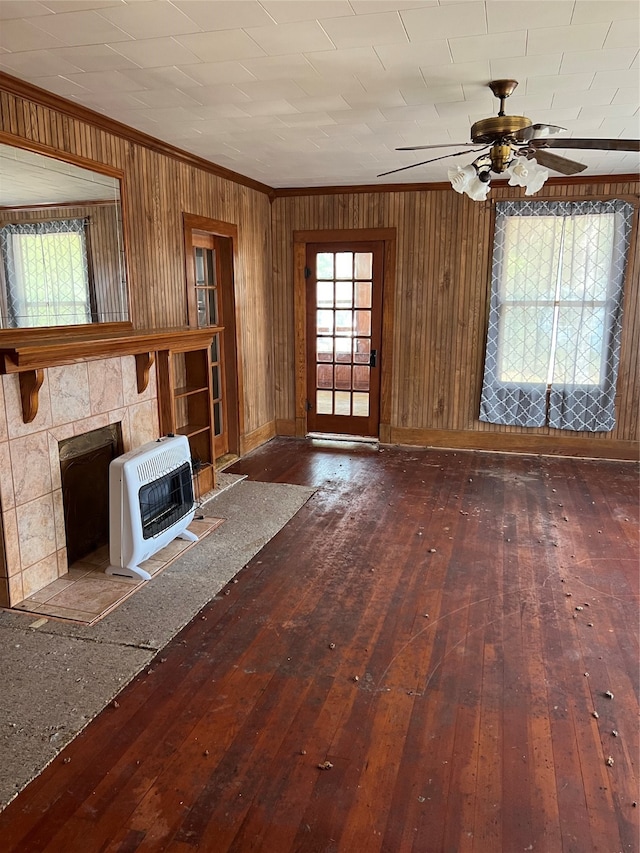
[535,138,640,152]
[378,147,488,178]
[396,142,478,151]
[514,123,566,143]
[526,149,587,175]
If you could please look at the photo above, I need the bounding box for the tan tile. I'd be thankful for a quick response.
[22,553,58,599]
[16,495,57,569]
[49,363,91,427]
[0,441,14,510]
[128,400,159,450]
[3,373,53,440]
[73,413,110,437]
[10,432,52,506]
[52,489,66,550]
[22,575,77,604]
[2,508,21,576]
[29,602,95,623]
[46,575,136,615]
[152,538,190,562]
[79,544,110,568]
[8,572,23,606]
[48,432,63,491]
[57,548,69,577]
[88,357,124,415]
[66,565,93,579]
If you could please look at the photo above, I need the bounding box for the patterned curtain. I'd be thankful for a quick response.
[0,218,91,328]
[479,199,634,432]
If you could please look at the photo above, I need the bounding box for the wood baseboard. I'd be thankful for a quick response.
[240,421,276,456]
[275,418,296,436]
[387,427,639,461]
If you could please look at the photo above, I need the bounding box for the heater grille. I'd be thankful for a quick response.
[139,461,194,540]
[135,445,191,486]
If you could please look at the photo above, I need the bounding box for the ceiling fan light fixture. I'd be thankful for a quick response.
[507,156,549,195]
[448,163,491,201]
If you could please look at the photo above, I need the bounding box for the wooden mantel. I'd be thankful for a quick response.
[0,327,215,423]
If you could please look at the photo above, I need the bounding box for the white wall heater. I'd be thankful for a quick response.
[108,435,198,581]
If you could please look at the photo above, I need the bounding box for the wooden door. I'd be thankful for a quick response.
[306,242,384,437]
[191,233,228,459]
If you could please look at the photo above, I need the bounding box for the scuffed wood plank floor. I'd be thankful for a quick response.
[1,439,638,853]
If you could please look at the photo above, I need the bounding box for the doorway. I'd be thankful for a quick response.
[305,241,384,437]
[183,214,241,464]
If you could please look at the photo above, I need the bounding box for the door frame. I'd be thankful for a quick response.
[293,228,397,442]
[183,213,243,459]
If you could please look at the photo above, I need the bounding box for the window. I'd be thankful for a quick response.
[479,200,634,432]
[0,219,92,328]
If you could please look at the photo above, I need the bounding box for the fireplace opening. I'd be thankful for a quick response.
[59,424,123,566]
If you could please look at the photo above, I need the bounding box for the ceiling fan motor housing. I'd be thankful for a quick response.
[471,114,532,145]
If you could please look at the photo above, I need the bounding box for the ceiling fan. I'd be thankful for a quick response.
[378,79,640,200]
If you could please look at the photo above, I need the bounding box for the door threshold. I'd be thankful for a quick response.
[307,432,379,445]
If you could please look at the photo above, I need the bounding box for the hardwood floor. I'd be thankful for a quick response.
[1,438,638,853]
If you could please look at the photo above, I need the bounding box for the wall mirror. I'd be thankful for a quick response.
[0,140,129,330]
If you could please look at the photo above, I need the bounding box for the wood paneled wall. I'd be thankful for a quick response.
[0,86,275,438]
[271,181,639,458]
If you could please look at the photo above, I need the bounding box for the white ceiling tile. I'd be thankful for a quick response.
[351,1,436,12]
[435,96,494,120]
[401,2,487,40]
[343,88,407,107]
[235,79,308,100]
[0,18,64,51]
[29,9,133,45]
[172,61,256,86]
[63,68,148,92]
[524,72,595,94]
[486,1,573,34]
[294,74,366,96]
[240,98,300,116]
[561,46,638,74]
[612,87,640,105]
[320,11,408,49]
[175,29,266,62]
[0,2,53,20]
[42,0,124,10]
[374,40,451,71]
[552,87,616,108]
[288,94,352,112]
[137,106,207,124]
[244,21,335,56]
[242,54,320,80]
[259,1,354,25]
[192,103,252,119]
[604,19,640,49]
[28,74,88,96]
[305,46,386,75]
[172,0,274,31]
[527,23,610,56]
[419,60,490,86]
[381,103,439,122]
[449,30,527,63]
[174,84,250,104]
[120,65,204,89]
[593,68,640,88]
[108,36,200,68]
[278,112,337,127]
[99,1,198,39]
[571,1,639,25]
[521,106,581,123]
[489,53,563,80]
[47,43,138,71]
[130,87,203,108]
[0,48,82,77]
[326,107,385,124]
[73,91,149,111]
[579,102,639,120]
[399,83,465,105]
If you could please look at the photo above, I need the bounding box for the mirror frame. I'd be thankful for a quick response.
[0,130,133,342]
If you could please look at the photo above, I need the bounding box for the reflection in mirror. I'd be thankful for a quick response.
[0,143,129,329]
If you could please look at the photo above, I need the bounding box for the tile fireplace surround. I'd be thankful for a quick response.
[0,355,159,608]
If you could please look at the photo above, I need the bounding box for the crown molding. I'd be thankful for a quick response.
[0,72,272,197]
